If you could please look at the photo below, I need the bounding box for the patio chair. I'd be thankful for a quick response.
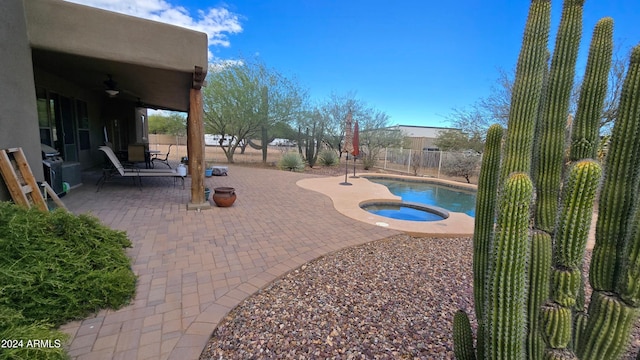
[97,146,184,191]
[127,144,147,167]
[151,144,173,168]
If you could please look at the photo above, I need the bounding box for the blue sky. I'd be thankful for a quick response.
[67,0,639,127]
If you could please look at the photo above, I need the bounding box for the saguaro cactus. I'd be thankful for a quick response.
[452,0,640,358]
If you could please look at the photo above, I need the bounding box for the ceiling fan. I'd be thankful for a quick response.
[103,74,119,97]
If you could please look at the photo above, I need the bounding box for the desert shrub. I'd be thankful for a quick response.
[278,151,305,172]
[361,154,377,170]
[0,202,136,359]
[441,152,480,183]
[318,149,339,166]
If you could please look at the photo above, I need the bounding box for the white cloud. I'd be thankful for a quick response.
[64,0,242,52]
[209,59,244,73]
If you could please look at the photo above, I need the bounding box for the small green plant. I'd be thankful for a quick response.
[318,149,339,166]
[278,151,305,172]
[361,153,376,170]
[0,202,136,359]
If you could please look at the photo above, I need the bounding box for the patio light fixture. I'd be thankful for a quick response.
[104,75,119,96]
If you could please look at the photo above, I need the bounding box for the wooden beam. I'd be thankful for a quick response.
[193,66,205,90]
[186,115,192,177]
[186,86,209,210]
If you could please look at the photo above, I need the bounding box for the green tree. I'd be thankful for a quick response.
[202,59,307,163]
[435,129,484,153]
[359,116,406,170]
[318,92,387,155]
[148,113,186,136]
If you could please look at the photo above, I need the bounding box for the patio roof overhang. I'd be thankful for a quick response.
[24,0,208,111]
[22,0,210,209]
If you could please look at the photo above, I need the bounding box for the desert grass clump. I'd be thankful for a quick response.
[0,306,69,360]
[278,151,305,172]
[0,202,136,359]
[318,149,339,167]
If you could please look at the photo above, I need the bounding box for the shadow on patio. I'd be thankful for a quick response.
[59,165,399,359]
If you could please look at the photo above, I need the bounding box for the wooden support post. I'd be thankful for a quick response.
[186,115,192,177]
[186,86,210,210]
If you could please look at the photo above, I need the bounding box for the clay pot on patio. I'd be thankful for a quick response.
[212,187,236,207]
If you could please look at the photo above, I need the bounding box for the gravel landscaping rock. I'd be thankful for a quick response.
[201,234,639,359]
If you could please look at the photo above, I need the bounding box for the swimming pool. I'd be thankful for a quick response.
[360,201,449,222]
[366,178,476,217]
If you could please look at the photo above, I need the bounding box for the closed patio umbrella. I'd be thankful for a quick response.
[343,111,353,155]
[340,111,353,185]
[351,120,359,157]
[350,120,360,178]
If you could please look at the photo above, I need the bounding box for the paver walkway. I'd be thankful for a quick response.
[60,165,399,359]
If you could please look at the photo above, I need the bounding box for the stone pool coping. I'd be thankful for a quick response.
[297,173,476,237]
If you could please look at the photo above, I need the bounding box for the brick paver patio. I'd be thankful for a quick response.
[60,165,399,359]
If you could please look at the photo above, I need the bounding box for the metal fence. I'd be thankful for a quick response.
[375,148,476,178]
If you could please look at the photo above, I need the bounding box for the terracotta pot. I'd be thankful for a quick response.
[212,187,236,207]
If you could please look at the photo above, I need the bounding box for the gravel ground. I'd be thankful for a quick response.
[200,234,639,359]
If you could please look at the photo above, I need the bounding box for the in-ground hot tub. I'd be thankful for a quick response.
[360,201,449,222]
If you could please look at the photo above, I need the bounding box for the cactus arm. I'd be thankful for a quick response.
[485,173,533,360]
[533,0,584,233]
[615,46,640,306]
[572,311,588,351]
[591,45,640,292]
[541,304,573,349]
[577,292,640,360]
[500,0,552,181]
[581,44,640,360]
[620,207,640,306]
[453,310,477,360]
[550,268,581,308]
[554,160,602,269]
[550,159,603,344]
[472,124,502,359]
[569,18,614,161]
[527,232,552,359]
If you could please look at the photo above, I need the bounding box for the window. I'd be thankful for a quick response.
[76,100,90,150]
[36,87,53,145]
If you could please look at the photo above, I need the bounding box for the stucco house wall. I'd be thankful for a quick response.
[0,0,43,200]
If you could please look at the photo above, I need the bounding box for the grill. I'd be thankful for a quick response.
[41,144,64,196]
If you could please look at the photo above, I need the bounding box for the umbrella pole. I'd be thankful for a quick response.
[350,156,359,178]
[340,153,352,185]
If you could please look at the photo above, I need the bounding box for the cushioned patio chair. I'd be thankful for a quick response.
[97,146,184,191]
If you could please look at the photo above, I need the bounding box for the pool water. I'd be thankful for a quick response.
[362,203,446,222]
[368,179,476,217]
